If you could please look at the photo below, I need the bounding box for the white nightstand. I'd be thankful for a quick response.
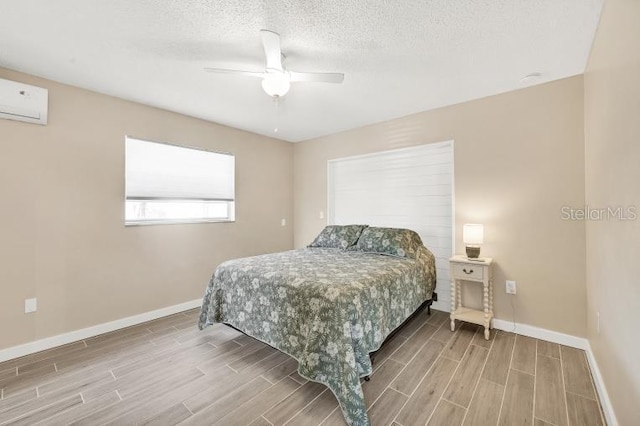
[449,255,494,340]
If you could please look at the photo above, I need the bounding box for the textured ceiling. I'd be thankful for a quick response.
[0,0,603,142]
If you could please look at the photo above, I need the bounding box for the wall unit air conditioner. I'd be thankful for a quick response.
[0,78,48,125]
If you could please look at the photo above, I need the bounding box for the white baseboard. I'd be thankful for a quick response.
[491,318,589,350]
[432,304,588,349]
[585,343,618,426]
[0,299,202,363]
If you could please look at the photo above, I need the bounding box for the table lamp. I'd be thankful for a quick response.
[463,224,484,259]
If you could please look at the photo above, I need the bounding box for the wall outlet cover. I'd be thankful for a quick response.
[25,298,37,313]
[506,280,517,295]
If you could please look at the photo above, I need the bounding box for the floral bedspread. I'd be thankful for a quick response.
[198,247,436,426]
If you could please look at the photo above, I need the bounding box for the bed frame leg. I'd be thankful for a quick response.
[426,293,436,316]
[364,375,370,381]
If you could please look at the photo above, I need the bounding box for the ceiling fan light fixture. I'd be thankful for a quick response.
[262,71,291,97]
[204,30,344,101]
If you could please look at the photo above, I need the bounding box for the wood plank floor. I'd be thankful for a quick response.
[0,309,606,426]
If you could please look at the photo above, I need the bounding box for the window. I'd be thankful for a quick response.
[125,137,235,225]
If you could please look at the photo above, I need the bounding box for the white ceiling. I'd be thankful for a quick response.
[0,0,603,142]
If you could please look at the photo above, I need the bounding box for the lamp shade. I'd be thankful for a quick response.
[463,224,484,245]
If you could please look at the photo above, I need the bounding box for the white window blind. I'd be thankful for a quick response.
[328,141,454,310]
[125,137,235,224]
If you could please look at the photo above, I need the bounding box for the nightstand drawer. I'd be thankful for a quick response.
[451,263,484,280]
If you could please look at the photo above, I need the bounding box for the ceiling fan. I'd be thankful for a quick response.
[204,30,344,98]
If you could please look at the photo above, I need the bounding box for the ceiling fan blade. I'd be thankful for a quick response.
[260,30,283,71]
[204,68,265,78]
[289,71,345,84]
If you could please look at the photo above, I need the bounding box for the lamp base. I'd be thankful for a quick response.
[466,245,481,259]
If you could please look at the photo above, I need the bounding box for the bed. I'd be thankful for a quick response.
[198,226,437,426]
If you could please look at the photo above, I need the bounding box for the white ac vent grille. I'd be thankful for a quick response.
[0,78,48,125]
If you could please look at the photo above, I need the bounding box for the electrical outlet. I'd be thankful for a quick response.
[319,211,325,219]
[505,280,517,295]
[25,298,37,313]
[281,218,286,227]
[597,311,600,334]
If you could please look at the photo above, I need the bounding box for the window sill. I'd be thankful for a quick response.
[125,219,235,227]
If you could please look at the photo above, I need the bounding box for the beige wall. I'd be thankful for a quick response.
[584,0,640,423]
[294,76,587,337]
[0,68,293,351]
